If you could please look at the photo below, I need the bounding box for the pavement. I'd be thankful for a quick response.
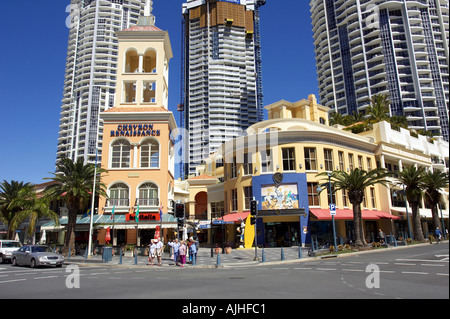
[65,241,445,268]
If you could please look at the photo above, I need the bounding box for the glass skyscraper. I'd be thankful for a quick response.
[181,0,265,176]
[57,0,150,164]
[310,0,449,141]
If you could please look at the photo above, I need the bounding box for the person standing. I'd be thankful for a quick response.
[148,239,156,266]
[179,240,187,268]
[155,238,164,266]
[189,237,198,265]
[378,229,385,244]
[169,238,180,266]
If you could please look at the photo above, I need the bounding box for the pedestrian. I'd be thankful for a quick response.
[378,229,385,244]
[189,237,198,265]
[168,238,180,266]
[435,227,442,244]
[187,237,193,264]
[148,239,156,266]
[155,238,164,266]
[179,240,187,268]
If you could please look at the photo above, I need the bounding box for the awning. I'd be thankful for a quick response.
[222,212,250,223]
[310,208,400,220]
[41,214,178,231]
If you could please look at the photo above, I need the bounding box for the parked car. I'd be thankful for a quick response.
[12,245,64,268]
[0,240,22,264]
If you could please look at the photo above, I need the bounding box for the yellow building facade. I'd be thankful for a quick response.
[97,16,177,247]
[200,95,400,248]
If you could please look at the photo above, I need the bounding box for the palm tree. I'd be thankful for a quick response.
[44,158,107,256]
[8,186,60,244]
[395,166,426,242]
[0,180,33,239]
[421,170,449,232]
[317,168,390,248]
[367,94,390,123]
[329,112,346,126]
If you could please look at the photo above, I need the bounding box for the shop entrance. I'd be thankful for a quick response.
[264,222,300,247]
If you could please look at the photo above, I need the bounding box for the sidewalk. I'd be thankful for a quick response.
[66,246,311,268]
[66,242,446,268]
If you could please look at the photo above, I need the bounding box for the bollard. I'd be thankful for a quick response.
[192,253,196,266]
[68,246,71,259]
[134,248,138,265]
[84,246,88,260]
[262,248,266,263]
[298,246,302,259]
[394,236,397,247]
[119,247,123,264]
[281,247,285,261]
[216,252,221,267]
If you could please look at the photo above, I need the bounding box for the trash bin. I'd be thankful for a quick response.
[103,247,113,262]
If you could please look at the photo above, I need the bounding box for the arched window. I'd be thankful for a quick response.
[140,139,159,168]
[143,49,157,73]
[125,49,139,73]
[138,182,159,206]
[109,183,129,207]
[111,139,131,168]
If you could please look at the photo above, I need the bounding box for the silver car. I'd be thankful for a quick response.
[12,245,64,268]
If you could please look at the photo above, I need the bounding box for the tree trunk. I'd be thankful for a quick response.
[431,204,441,233]
[352,202,367,248]
[64,209,77,257]
[411,203,425,242]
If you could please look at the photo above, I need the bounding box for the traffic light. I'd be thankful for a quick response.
[177,218,185,228]
[175,203,185,218]
[250,216,256,225]
[250,200,257,216]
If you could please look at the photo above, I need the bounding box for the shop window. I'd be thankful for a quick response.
[348,153,354,170]
[111,139,131,168]
[109,183,129,206]
[140,139,159,168]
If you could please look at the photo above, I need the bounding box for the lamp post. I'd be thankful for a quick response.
[317,173,338,251]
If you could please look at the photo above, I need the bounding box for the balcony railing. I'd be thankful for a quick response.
[136,198,159,206]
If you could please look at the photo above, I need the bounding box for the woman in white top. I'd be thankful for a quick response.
[148,239,156,266]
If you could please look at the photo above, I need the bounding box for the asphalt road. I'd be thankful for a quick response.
[0,243,447,302]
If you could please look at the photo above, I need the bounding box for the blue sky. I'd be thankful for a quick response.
[0,0,319,185]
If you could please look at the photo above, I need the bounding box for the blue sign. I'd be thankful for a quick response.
[329,204,336,215]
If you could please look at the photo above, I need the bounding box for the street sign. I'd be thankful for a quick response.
[329,204,336,215]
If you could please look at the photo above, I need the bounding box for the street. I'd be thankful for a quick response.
[0,243,447,302]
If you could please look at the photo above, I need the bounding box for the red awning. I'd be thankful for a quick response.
[310,208,400,220]
[222,212,250,223]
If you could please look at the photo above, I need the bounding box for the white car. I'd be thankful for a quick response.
[0,240,22,264]
[12,245,64,268]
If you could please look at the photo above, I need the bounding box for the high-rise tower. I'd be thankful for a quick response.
[57,0,151,164]
[310,0,449,141]
[181,0,265,176]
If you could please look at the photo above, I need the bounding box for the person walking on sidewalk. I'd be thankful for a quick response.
[435,227,442,244]
[179,240,187,268]
[169,238,180,266]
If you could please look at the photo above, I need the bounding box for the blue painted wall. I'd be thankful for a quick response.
[251,173,311,245]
